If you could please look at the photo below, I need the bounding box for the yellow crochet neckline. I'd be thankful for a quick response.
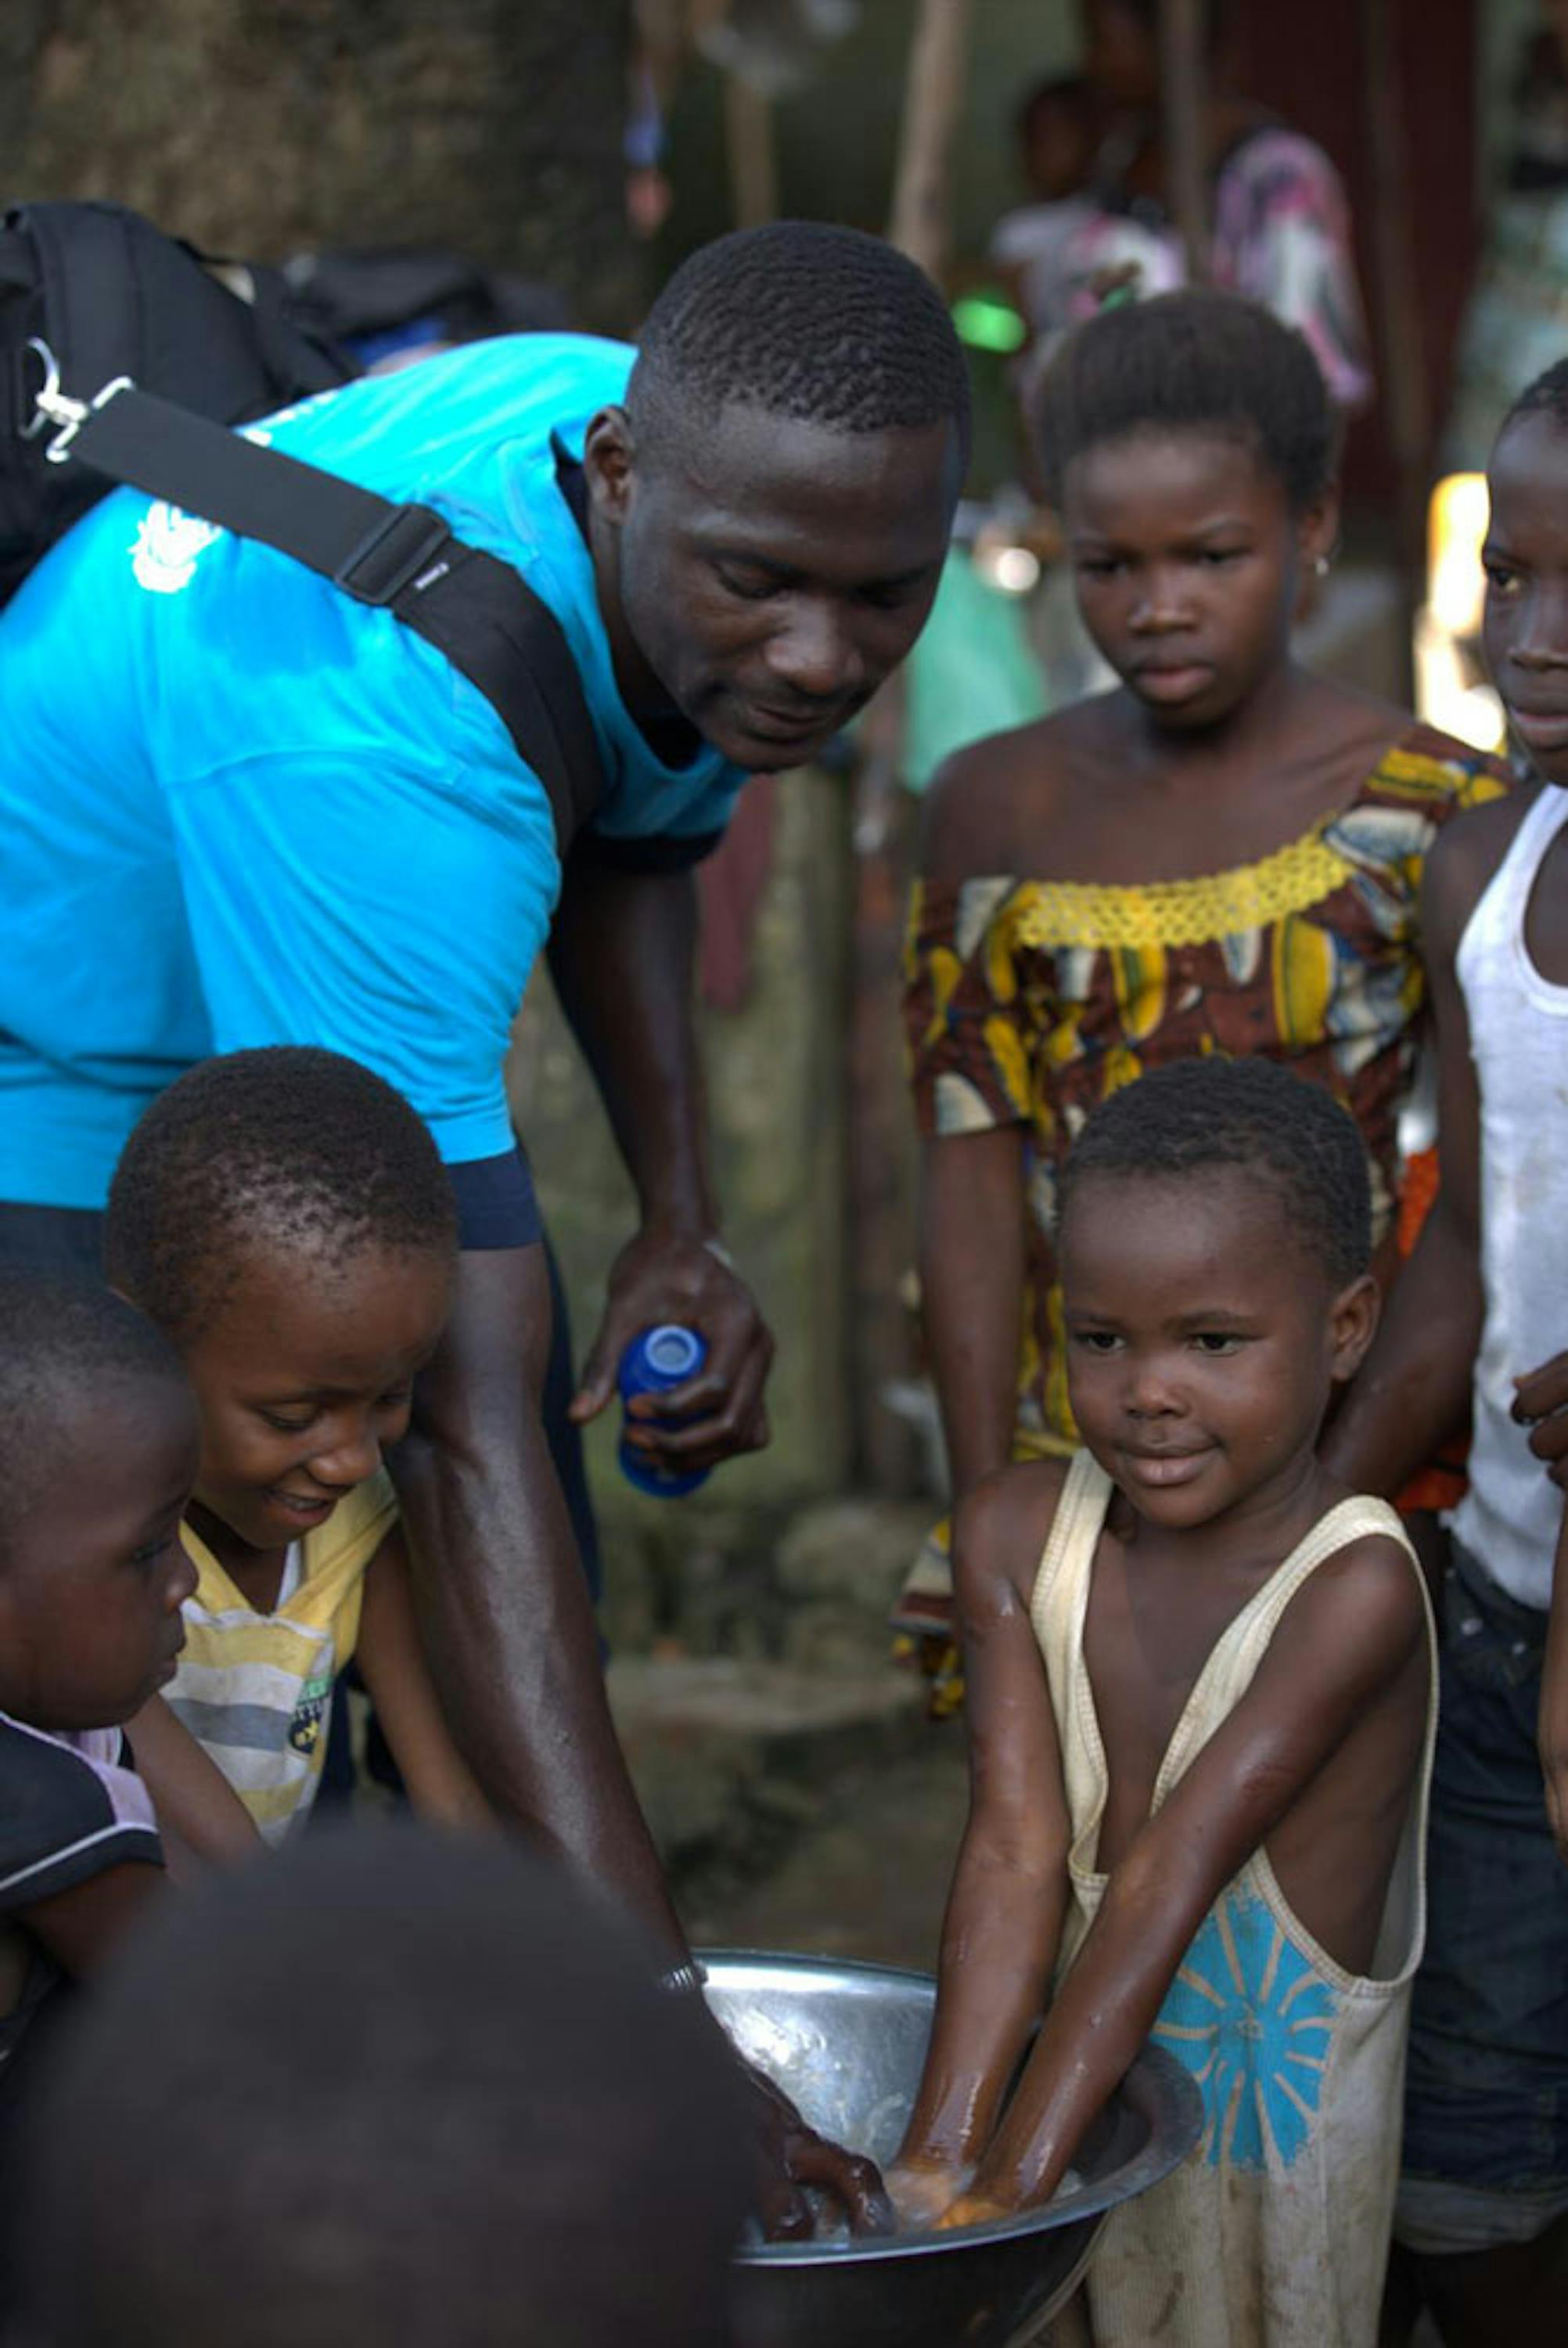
[1008,830,1354,951]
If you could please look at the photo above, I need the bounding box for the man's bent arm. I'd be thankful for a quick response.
[392,1242,892,2234]
[547,849,715,1234]
[548,847,774,1463]
[393,1241,688,1953]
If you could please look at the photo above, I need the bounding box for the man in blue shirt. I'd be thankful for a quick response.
[0,221,968,2226]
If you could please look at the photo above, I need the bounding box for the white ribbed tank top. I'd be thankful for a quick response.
[1451,787,1568,1608]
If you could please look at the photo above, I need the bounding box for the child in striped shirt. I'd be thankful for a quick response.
[107,1046,489,1846]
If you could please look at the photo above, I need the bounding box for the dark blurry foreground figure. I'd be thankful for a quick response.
[11,1827,750,2348]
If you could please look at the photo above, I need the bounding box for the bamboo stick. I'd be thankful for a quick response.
[723,70,778,229]
[1362,0,1425,706]
[889,0,973,277]
[1159,0,1210,283]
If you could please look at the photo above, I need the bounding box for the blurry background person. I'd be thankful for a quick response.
[9,1826,751,2348]
[1414,4,1568,768]
[1444,1,1568,475]
[946,0,1377,735]
[1022,0,1374,415]
[987,73,1105,379]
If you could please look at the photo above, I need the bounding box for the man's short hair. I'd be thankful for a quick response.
[16,1825,751,2348]
[628,220,971,463]
[0,1273,189,1562]
[1058,1057,1372,1288]
[105,1047,458,1341]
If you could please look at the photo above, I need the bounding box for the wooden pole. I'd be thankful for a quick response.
[1158,0,1210,283]
[888,0,973,275]
[1362,0,1425,706]
[846,0,973,1493]
[722,71,778,230]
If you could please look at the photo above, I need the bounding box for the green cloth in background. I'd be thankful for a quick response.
[901,548,1048,795]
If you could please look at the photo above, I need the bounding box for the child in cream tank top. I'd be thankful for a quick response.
[887,1057,1437,2348]
[1037,1451,1436,2348]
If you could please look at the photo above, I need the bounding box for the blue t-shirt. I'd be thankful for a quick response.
[0,335,746,1210]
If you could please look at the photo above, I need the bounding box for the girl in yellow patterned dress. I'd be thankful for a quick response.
[894,291,1509,1698]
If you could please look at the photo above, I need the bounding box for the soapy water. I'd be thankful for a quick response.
[743,2168,1085,2250]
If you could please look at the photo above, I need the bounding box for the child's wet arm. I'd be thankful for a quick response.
[894,1484,1070,2187]
[962,1542,1426,2215]
[356,1528,494,1830]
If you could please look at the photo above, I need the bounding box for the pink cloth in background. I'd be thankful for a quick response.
[1020,128,1375,413]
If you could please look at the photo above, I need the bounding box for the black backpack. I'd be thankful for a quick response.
[282,243,570,363]
[0,200,604,849]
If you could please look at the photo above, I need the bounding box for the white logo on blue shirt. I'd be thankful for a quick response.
[131,502,224,595]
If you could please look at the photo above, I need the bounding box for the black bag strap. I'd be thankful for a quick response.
[12,202,351,420]
[59,380,604,852]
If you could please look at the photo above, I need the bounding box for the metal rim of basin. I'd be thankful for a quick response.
[706,1949,1205,2268]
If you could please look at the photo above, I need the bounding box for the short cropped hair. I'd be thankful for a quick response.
[1034,286,1340,512]
[1058,1057,1372,1288]
[106,1048,458,1342]
[0,1273,189,1559]
[628,220,971,463]
[1500,356,1568,442]
[16,1825,750,2348]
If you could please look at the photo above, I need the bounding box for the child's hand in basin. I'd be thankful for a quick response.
[884,2156,973,2231]
[936,2188,1012,2231]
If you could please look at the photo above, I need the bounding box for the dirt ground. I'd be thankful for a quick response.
[680,1732,970,1970]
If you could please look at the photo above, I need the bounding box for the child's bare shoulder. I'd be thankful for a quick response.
[920,698,1120,883]
[1270,1525,1427,1691]
[952,1460,1070,1615]
[1425,782,1545,948]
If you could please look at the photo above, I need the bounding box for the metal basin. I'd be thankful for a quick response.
[707,1951,1203,2348]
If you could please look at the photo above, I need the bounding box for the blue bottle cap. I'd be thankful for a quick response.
[617,1323,708,1401]
[638,1326,704,1385]
[617,1324,710,1497]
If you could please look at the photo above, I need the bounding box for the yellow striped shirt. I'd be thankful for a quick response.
[167,1472,396,1845]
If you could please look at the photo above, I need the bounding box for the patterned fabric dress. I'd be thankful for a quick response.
[894,726,1509,1697]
